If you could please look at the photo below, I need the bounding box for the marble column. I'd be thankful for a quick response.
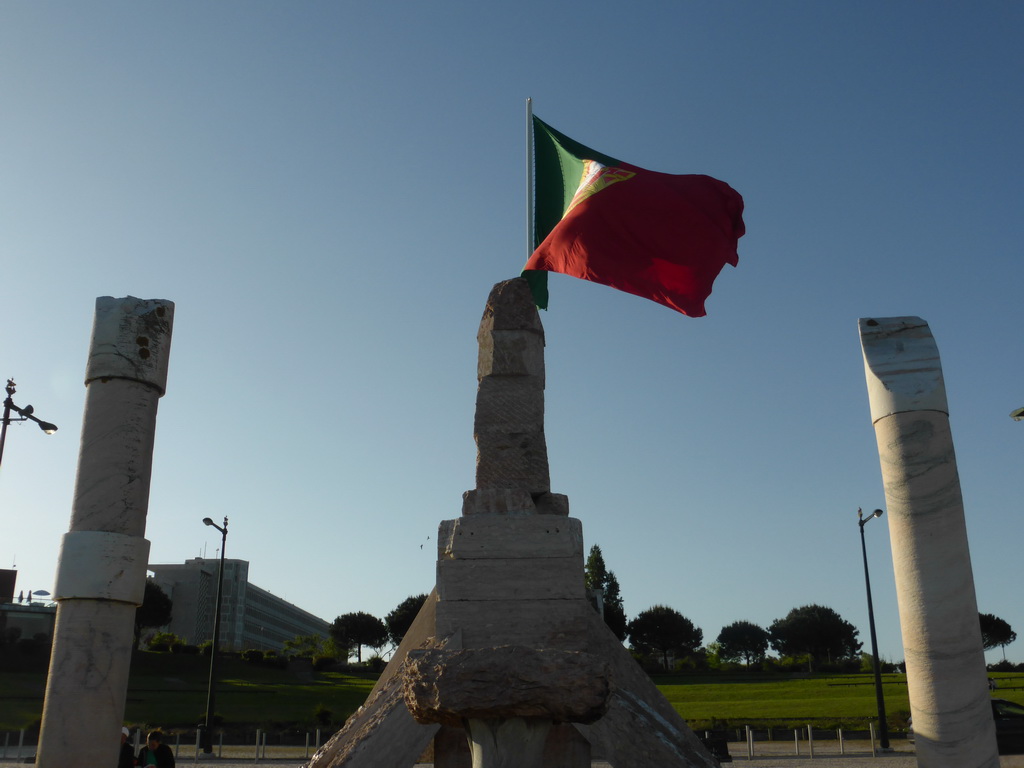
[859,316,997,768]
[37,297,174,768]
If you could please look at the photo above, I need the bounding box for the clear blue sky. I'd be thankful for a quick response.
[2,2,1022,667]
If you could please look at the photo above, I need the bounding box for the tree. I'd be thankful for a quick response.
[602,572,628,641]
[768,604,861,671]
[283,634,328,657]
[626,605,703,670]
[716,620,770,666]
[386,594,428,648]
[979,612,1017,659]
[584,545,628,641]
[330,612,388,663]
[135,578,173,649]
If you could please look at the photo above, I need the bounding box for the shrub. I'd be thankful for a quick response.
[314,703,333,726]
[148,631,185,652]
[312,655,336,671]
[241,649,264,664]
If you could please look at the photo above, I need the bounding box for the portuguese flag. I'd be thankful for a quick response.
[523,115,745,317]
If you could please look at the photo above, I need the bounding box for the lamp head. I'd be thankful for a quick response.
[873,509,884,519]
[203,517,214,527]
[1011,407,1024,422]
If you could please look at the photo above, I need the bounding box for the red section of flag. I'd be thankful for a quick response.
[525,163,744,317]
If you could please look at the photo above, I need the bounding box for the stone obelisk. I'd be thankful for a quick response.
[36,297,174,768]
[860,316,998,768]
[307,279,716,768]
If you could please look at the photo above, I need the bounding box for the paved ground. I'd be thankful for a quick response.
[3,743,1023,767]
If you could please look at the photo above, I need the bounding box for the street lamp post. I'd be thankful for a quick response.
[200,516,228,754]
[858,507,890,750]
[1,379,58,468]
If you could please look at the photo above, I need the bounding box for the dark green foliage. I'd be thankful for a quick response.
[283,634,328,658]
[135,579,173,649]
[627,605,703,671]
[768,604,861,671]
[716,621,770,666]
[979,612,1017,656]
[385,594,428,647]
[241,649,264,664]
[330,612,388,663]
[147,631,184,653]
[584,545,628,641]
[313,703,333,726]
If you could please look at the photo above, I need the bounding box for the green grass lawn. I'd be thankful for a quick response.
[2,652,1022,736]
[655,673,914,729]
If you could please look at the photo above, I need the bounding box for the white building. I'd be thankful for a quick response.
[148,558,330,652]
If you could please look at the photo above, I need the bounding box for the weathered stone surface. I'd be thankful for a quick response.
[573,608,720,768]
[473,376,544,435]
[532,492,569,516]
[478,329,545,381]
[307,662,438,768]
[434,724,589,768]
[461,488,536,516]
[465,718,550,768]
[477,279,544,334]
[85,296,175,394]
[438,517,583,559]
[305,594,452,767]
[474,279,549,495]
[434,598,594,650]
[437,557,586,602]
[475,431,550,493]
[38,298,174,768]
[403,646,611,727]
[862,316,996,768]
[434,726,473,768]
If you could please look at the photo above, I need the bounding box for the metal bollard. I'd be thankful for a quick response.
[808,724,814,758]
[870,722,877,757]
[839,728,845,754]
[794,728,800,756]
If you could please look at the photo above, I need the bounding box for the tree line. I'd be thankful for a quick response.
[129,549,1018,673]
[582,545,1019,673]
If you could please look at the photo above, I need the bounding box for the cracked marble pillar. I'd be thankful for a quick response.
[860,316,997,768]
[37,297,174,768]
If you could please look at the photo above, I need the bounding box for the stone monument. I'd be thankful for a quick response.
[307,279,717,767]
[860,316,998,768]
[37,297,175,768]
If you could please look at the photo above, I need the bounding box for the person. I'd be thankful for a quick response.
[118,727,135,768]
[136,730,175,768]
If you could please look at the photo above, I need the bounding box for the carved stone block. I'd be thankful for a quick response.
[437,557,585,602]
[438,517,583,560]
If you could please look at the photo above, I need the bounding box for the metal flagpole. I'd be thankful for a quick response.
[526,97,534,258]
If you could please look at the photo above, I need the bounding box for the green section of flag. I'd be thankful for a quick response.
[523,116,621,309]
[531,115,621,248]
